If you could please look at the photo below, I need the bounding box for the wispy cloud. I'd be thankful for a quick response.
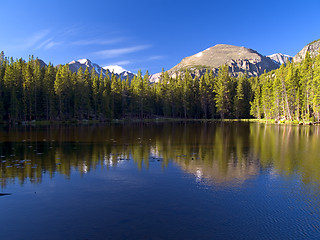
[147,55,165,61]
[11,30,50,51]
[44,41,63,49]
[34,38,53,50]
[94,45,151,58]
[59,25,81,37]
[6,30,64,52]
[34,38,63,50]
[105,60,131,66]
[71,38,123,46]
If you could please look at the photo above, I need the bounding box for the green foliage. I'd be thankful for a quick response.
[308,39,320,45]
[214,65,232,119]
[250,50,320,123]
[1,49,320,123]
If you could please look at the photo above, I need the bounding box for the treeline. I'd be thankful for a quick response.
[0,52,252,122]
[0,50,320,122]
[251,51,320,122]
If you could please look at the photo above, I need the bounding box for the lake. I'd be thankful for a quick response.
[1,122,320,239]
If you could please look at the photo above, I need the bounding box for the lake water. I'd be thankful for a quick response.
[1,122,320,239]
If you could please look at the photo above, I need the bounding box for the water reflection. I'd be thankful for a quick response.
[1,122,320,188]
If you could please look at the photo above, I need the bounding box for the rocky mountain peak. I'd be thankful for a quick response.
[168,44,279,78]
[293,39,320,63]
[267,53,292,65]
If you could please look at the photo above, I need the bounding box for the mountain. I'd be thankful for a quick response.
[69,59,106,75]
[103,65,135,80]
[267,53,292,65]
[37,59,47,68]
[168,44,279,78]
[68,59,135,80]
[149,72,162,83]
[293,39,320,63]
[103,65,127,74]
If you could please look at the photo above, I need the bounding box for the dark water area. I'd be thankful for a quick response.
[1,122,320,239]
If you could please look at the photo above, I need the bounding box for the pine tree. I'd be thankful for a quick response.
[83,67,91,118]
[183,70,193,118]
[250,77,261,119]
[300,52,313,121]
[284,62,297,121]
[312,51,320,121]
[33,59,43,120]
[3,61,19,122]
[102,74,111,118]
[214,65,231,119]
[54,64,71,119]
[199,73,208,118]
[260,74,273,120]
[23,59,34,120]
[272,69,283,120]
[43,63,56,120]
[234,73,245,119]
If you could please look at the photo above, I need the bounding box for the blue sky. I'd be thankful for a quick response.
[1,0,320,74]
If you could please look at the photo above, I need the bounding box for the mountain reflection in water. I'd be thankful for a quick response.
[1,122,320,188]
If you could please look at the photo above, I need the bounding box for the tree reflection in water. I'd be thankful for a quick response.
[1,122,320,188]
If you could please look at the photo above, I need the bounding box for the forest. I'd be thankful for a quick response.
[0,50,319,123]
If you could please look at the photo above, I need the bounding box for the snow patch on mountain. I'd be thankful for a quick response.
[103,65,131,74]
[68,59,135,81]
[267,53,292,65]
[78,59,90,64]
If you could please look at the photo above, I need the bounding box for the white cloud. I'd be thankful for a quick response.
[34,38,63,50]
[2,29,65,52]
[148,55,165,60]
[71,38,123,46]
[102,60,131,69]
[10,30,50,51]
[94,45,151,58]
[25,30,50,48]
[44,41,63,49]
[112,60,131,65]
[34,38,53,50]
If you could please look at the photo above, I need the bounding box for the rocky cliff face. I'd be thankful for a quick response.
[267,53,292,65]
[69,59,105,75]
[293,39,320,63]
[167,44,279,79]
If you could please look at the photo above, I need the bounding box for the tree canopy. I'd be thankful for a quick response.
[1,51,320,123]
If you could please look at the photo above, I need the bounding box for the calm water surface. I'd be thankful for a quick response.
[1,122,320,239]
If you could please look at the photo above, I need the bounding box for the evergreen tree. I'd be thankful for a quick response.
[54,64,71,119]
[3,61,19,122]
[43,63,56,120]
[250,77,261,119]
[300,52,313,121]
[214,65,231,119]
[312,52,320,121]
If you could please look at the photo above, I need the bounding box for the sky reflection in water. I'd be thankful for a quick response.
[0,122,320,239]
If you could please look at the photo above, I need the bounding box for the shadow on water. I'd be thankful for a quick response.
[0,122,320,188]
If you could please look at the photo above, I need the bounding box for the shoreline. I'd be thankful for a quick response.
[1,118,318,126]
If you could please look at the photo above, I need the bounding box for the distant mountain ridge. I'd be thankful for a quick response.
[68,59,135,81]
[40,39,320,84]
[150,44,282,82]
